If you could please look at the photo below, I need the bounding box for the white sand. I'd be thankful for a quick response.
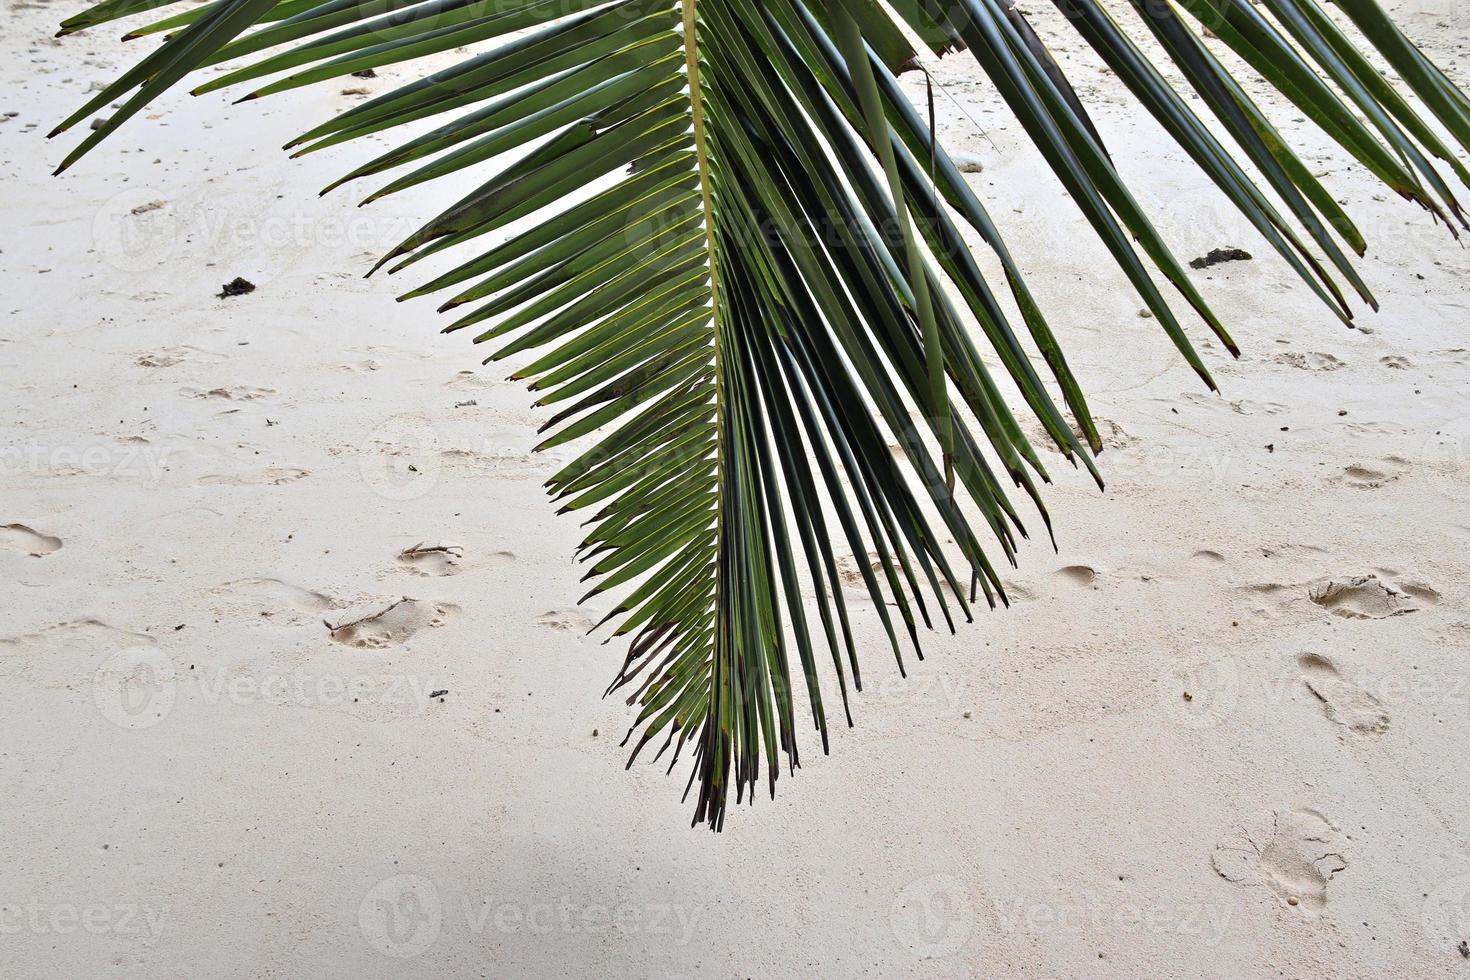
[3,2,1470,975]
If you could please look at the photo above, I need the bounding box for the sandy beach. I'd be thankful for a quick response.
[3,0,1470,975]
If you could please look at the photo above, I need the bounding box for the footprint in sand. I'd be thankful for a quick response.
[209,577,334,620]
[1212,809,1348,912]
[1191,549,1226,565]
[1307,574,1425,619]
[1001,582,1038,602]
[1398,581,1442,605]
[537,609,595,632]
[1088,418,1134,450]
[1331,456,1410,489]
[834,552,924,607]
[439,446,549,480]
[181,385,276,401]
[1179,392,1288,416]
[1342,420,1406,437]
[0,620,159,695]
[1054,565,1097,588]
[1335,464,1395,489]
[1297,654,1390,734]
[1272,351,1346,371]
[836,552,875,585]
[195,467,309,487]
[134,346,223,369]
[2,622,176,729]
[136,350,186,368]
[834,552,887,600]
[1424,348,1470,367]
[445,369,500,392]
[336,358,382,374]
[397,542,465,577]
[1023,417,1131,453]
[324,598,459,648]
[1235,580,1292,620]
[1379,354,1412,370]
[0,524,62,557]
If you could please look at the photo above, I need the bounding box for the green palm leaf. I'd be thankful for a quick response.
[46,0,1470,827]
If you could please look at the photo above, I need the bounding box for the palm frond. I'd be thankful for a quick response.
[46,0,1470,827]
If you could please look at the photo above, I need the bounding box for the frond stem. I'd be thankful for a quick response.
[681,0,731,823]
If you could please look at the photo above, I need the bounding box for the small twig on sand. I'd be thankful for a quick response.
[398,542,464,560]
[324,597,407,634]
